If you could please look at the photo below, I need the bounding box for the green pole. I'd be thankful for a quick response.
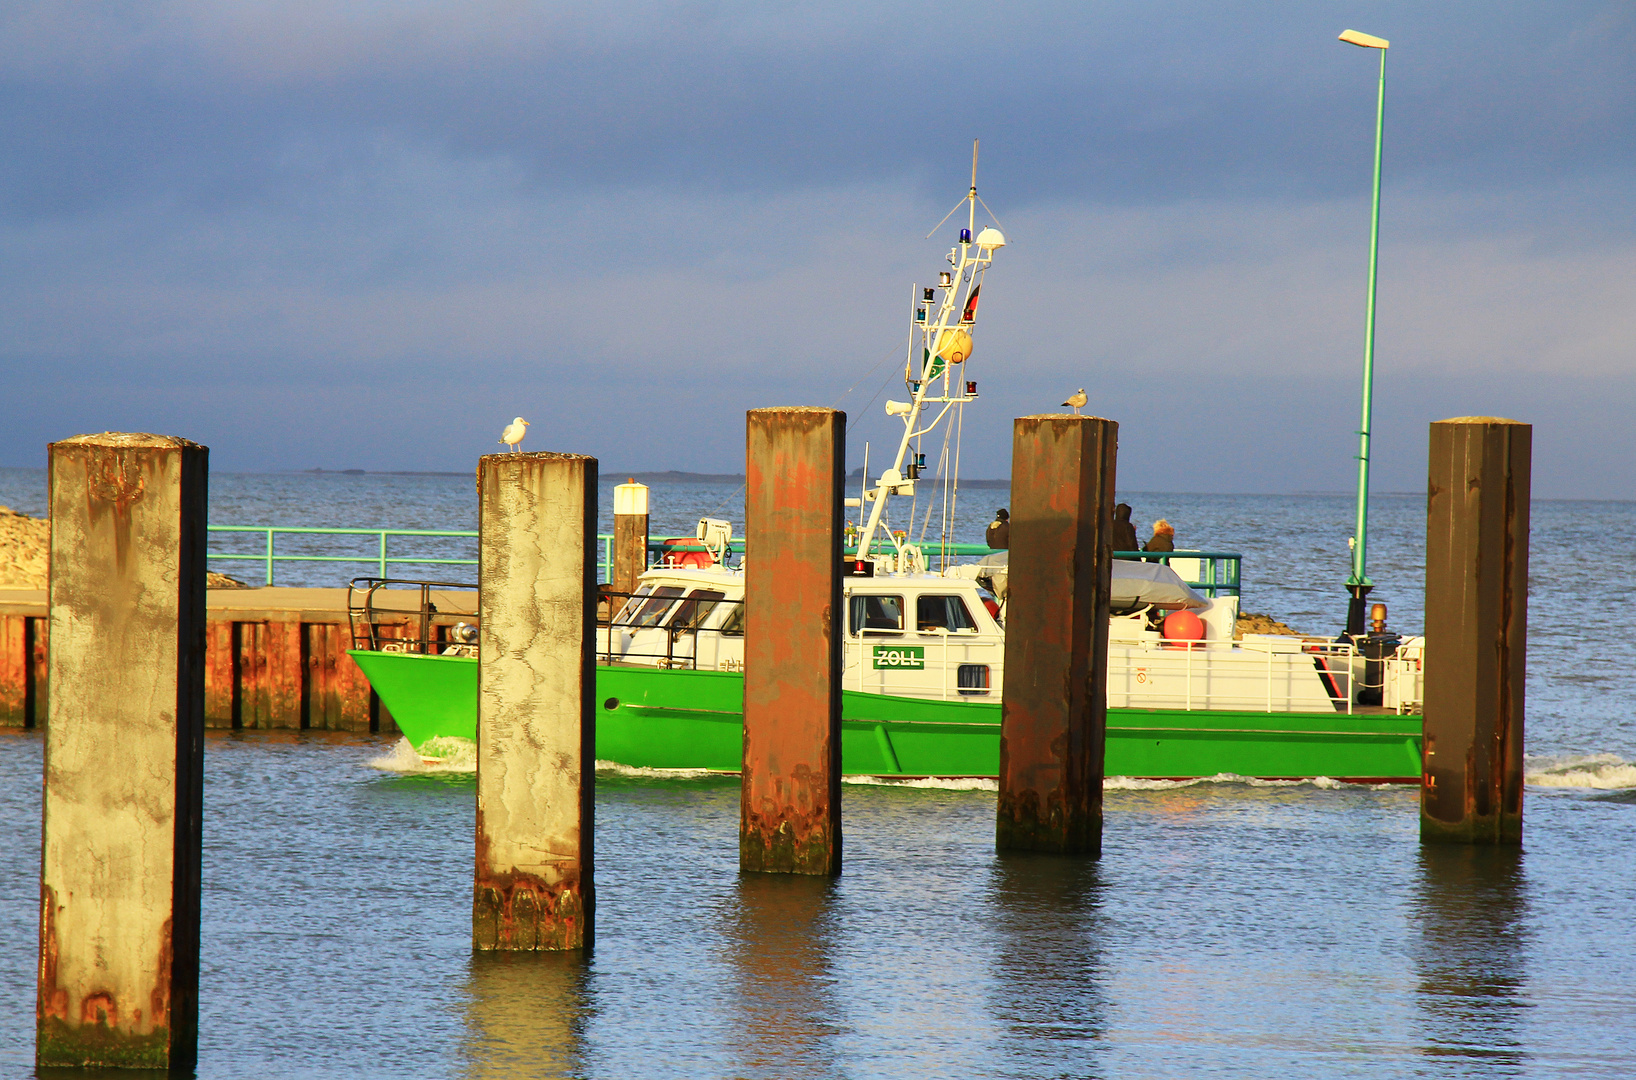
[1346,45,1386,635]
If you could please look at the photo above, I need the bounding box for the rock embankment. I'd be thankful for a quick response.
[0,505,248,589]
[1234,611,1306,639]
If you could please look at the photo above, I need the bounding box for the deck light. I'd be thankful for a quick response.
[966,380,978,396]
[916,308,926,322]
[923,287,935,302]
[939,271,952,288]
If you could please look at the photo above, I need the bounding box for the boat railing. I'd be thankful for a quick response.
[345,576,479,655]
[597,588,745,671]
[1110,636,1358,714]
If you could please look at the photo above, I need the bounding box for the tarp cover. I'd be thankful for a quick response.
[976,551,1208,610]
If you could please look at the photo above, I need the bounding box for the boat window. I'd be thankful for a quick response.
[917,594,977,633]
[719,601,745,637]
[849,594,904,636]
[957,664,991,695]
[612,584,653,625]
[627,586,684,628]
[670,589,726,630]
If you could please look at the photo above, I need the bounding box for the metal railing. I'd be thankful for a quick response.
[208,526,621,586]
[208,526,1240,599]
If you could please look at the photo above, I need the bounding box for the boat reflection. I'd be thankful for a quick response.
[1411,845,1531,1067]
[459,950,591,1080]
[986,854,1108,1072]
[722,873,840,1080]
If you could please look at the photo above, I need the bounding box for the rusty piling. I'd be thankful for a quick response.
[611,480,650,600]
[997,415,1116,854]
[37,433,206,1070]
[474,451,597,949]
[1421,418,1531,845]
[741,407,843,875]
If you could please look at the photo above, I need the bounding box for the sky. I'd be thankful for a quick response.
[0,1,1631,499]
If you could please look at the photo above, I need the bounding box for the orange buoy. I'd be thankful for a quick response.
[1162,609,1205,649]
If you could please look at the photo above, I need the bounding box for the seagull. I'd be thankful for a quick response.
[499,417,530,452]
[1062,388,1087,415]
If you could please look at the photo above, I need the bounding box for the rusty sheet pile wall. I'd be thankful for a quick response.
[0,596,438,734]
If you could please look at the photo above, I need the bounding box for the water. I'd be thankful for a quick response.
[2,471,1633,1075]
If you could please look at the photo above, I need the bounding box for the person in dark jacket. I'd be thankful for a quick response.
[1143,518,1175,562]
[986,508,1010,550]
[1111,503,1139,556]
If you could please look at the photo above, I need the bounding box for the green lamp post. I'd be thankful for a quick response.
[1339,28,1389,638]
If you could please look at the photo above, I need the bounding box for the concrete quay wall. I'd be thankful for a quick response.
[0,587,474,733]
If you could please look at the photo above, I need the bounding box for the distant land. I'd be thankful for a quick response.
[300,467,1014,487]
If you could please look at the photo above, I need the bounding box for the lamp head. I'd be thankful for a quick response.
[1338,29,1389,49]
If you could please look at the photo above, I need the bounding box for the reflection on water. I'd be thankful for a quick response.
[986,855,1107,1075]
[461,951,591,1080]
[1412,845,1531,1070]
[723,874,841,1080]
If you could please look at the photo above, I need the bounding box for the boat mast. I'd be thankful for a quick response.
[853,143,1001,569]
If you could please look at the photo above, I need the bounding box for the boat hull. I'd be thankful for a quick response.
[349,650,1422,783]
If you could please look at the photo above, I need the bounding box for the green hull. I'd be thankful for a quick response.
[349,650,1422,783]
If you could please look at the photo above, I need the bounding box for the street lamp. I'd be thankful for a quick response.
[1339,27,1389,638]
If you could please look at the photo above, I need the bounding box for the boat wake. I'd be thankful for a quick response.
[842,775,998,791]
[1524,753,1636,791]
[1105,773,1364,791]
[368,736,477,773]
[594,760,730,781]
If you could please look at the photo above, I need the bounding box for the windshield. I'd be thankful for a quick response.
[623,586,684,628]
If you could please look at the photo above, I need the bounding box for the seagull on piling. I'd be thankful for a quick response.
[1062,388,1087,415]
[499,417,530,452]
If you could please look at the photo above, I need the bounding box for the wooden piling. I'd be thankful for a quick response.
[474,451,597,950]
[611,480,650,600]
[741,407,843,876]
[1421,417,1531,845]
[997,415,1116,855]
[37,433,206,1070]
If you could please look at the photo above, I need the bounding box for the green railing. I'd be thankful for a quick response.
[207,526,1240,598]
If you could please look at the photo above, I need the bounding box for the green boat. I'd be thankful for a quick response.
[348,650,1422,782]
[346,165,1424,783]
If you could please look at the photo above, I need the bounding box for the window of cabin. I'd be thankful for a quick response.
[628,586,684,628]
[916,594,977,633]
[719,601,745,637]
[849,594,905,636]
[613,584,653,625]
[670,589,726,630]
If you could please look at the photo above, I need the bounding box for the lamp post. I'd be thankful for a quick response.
[1339,28,1389,638]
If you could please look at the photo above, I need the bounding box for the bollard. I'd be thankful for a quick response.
[998,415,1116,854]
[474,451,597,949]
[611,480,650,602]
[742,407,843,875]
[1421,418,1530,845]
[38,433,206,1070]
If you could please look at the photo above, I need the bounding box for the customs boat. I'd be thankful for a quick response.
[349,160,1425,782]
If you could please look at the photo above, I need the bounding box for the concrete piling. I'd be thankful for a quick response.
[997,415,1117,854]
[37,433,206,1070]
[474,452,597,950]
[1421,418,1531,845]
[611,480,650,600]
[741,407,843,875]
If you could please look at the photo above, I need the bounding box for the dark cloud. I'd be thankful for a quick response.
[1,1,1631,218]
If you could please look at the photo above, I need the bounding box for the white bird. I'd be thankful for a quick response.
[1062,388,1087,415]
[499,417,530,452]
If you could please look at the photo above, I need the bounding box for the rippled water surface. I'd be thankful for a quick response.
[1,470,1633,1075]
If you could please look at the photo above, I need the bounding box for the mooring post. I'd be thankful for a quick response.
[474,451,597,949]
[38,433,206,1070]
[1421,417,1531,845]
[998,415,1116,854]
[611,479,650,600]
[742,407,843,875]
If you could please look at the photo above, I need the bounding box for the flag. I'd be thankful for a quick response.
[961,284,980,323]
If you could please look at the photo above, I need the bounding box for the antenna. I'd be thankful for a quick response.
[970,139,979,194]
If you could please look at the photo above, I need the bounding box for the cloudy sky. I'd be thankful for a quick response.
[0,1,1631,498]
